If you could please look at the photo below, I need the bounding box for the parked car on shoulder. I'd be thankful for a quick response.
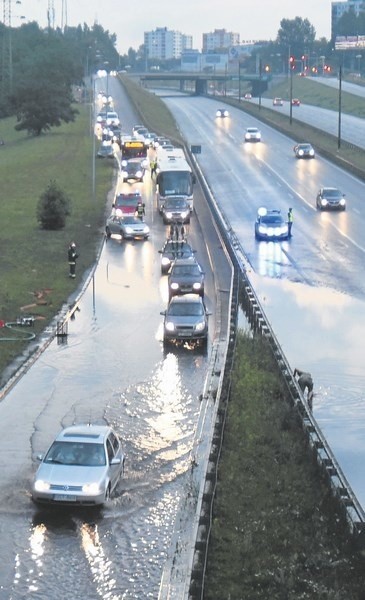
[97,142,114,159]
[255,207,289,241]
[316,187,346,211]
[31,424,125,506]
[293,142,315,158]
[105,214,150,240]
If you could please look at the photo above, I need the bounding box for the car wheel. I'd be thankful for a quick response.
[106,227,111,238]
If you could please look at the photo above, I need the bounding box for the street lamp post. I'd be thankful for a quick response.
[259,58,262,110]
[356,54,362,76]
[338,65,342,150]
[289,65,293,125]
[238,61,242,102]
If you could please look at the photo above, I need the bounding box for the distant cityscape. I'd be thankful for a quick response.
[144,0,365,71]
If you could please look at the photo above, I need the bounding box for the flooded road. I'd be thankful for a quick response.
[0,217,213,598]
[0,77,230,599]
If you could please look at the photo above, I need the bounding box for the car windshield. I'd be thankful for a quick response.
[247,128,258,133]
[123,216,137,224]
[165,199,188,209]
[44,441,106,466]
[115,194,140,207]
[323,189,341,198]
[168,302,204,317]
[172,265,200,276]
[164,242,193,256]
[299,144,311,150]
[261,215,284,225]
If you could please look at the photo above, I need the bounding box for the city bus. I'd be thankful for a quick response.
[156,150,195,213]
[120,136,148,163]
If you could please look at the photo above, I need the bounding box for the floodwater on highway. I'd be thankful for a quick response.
[246,267,365,509]
[0,231,210,599]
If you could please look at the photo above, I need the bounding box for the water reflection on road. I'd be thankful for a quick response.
[247,270,365,508]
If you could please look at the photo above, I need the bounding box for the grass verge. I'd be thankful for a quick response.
[0,105,115,383]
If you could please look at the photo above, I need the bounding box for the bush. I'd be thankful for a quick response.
[36,180,71,229]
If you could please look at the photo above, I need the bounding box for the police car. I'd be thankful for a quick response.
[254,207,289,241]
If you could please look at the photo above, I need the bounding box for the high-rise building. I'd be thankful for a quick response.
[332,0,365,37]
[144,27,193,60]
[202,29,240,53]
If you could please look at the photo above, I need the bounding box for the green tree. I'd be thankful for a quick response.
[37,180,71,230]
[277,17,316,58]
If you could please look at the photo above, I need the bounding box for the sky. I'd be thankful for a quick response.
[25,0,332,54]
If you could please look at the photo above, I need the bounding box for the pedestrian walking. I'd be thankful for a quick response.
[68,242,78,278]
[287,207,293,237]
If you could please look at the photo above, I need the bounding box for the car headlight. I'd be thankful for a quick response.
[309,150,314,156]
[82,482,101,495]
[135,171,143,178]
[216,111,221,117]
[258,225,267,234]
[224,111,229,117]
[143,226,149,234]
[193,282,202,290]
[170,283,180,290]
[298,150,304,156]
[161,257,170,267]
[165,321,175,332]
[194,320,206,332]
[165,211,173,219]
[321,199,328,206]
[34,480,50,492]
[340,199,346,206]
[245,134,250,140]
[122,171,128,178]
[124,227,133,234]
[181,211,188,219]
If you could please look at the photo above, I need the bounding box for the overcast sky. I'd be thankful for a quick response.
[27,0,332,54]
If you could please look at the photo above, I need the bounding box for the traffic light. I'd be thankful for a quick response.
[289,56,295,70]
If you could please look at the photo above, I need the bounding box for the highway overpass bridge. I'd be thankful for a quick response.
[139,71,271,96]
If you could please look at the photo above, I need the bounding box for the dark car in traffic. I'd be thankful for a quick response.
[121,158,146,182]
[316,187,346,211]
[167,258,205,299]
[293,143,315,158]
[159,240,196,274]
[161,294,210,347]
[161,197,191,224]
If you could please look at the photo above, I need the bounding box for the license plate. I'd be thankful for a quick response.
[53,494,77,502]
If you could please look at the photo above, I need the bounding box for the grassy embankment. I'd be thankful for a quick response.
[0,106,114,383]
[119,76,365,597]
